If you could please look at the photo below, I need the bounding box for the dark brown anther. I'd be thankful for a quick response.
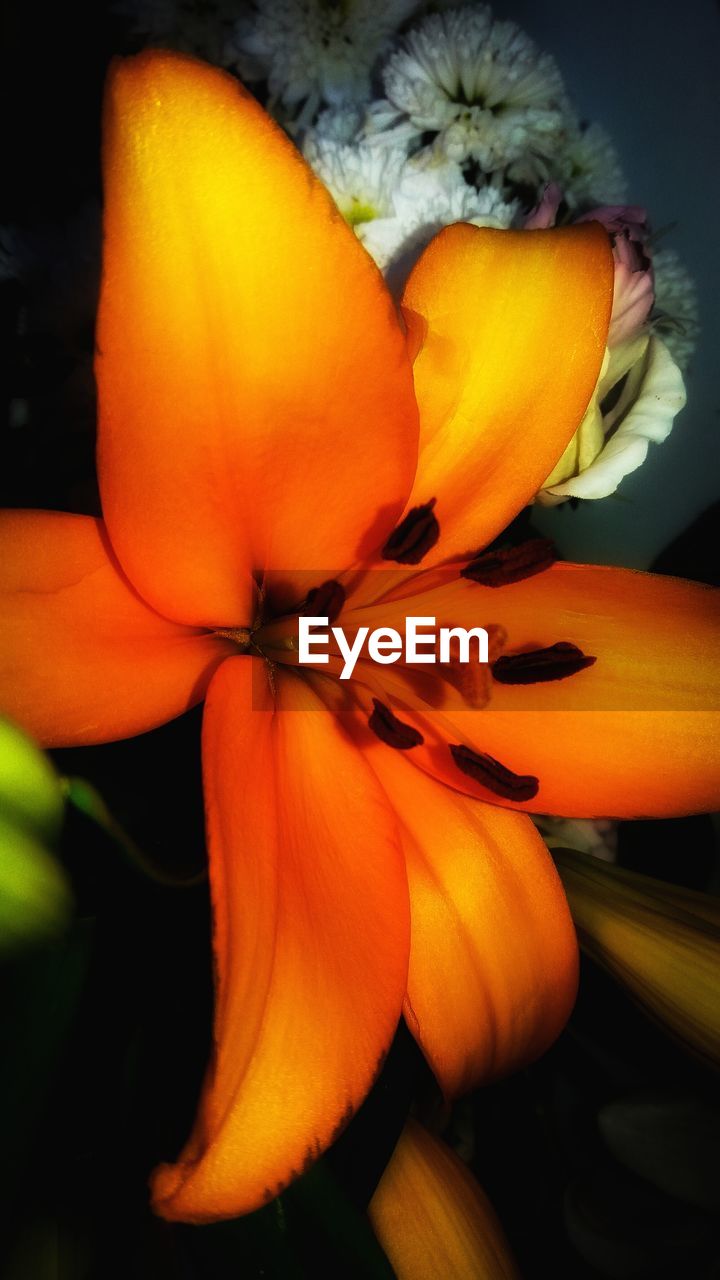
[369,699,424,750]
[461,538,557,587]
[381,499,439,565]
[449,744,539,801]
[492,642,596,685]
[300,579,346,623]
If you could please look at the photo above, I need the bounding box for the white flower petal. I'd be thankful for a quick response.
[379,4,567,170]
[228,0,424,115]
[538,336,686,503]
[303,133,516,272]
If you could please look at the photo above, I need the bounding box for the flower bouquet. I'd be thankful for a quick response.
[1,3,717,1277]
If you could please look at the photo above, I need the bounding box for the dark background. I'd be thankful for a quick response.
[1,2,719,1277]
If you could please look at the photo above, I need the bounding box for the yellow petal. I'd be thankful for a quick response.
[401,223,612,560]
[369,1119,521,1280]
[98,51,418,626]
[555,846,720,1067]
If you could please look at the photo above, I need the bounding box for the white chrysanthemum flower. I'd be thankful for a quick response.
[227,0,423,122]
[558,121,627,207]
[304,134,516,272]
[304,135,410,225]
[361,164,517,271]
[537,334,686,505]
[313,104,365,144]
[380,5,568,170]
[360,97,424,150]
[651,248,699,371]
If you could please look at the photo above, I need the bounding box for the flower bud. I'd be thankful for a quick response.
[0,718,71,948]
[554,847,720,1067]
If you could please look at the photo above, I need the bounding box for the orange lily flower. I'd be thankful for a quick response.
[1,51,719,1222]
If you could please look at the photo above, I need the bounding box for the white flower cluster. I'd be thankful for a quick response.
[304,133,517,276]
[114,2,637,277]
[220,1,635,279]
[377,6,569,173]
[227,1,423,121]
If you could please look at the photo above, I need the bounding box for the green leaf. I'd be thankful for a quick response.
[0,717,64,844]
[0,813,72,950]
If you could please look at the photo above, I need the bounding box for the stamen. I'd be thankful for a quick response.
[492,642,596,684]
[300,579,346,623]
[381,499,439,565]
[461,538,557,586]
[449,744,539,801]
[369,699,424,750]
[215,627,253,650]
[439,624,507,708]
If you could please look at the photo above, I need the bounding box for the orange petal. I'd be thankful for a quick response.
[151,659,409,1222]
[369,1118,522,1280]
[452,563,720,817]
[401,224,612,560]
[347,563,720,816]
[98,51,418,626]
[366,738,577,1096]
[0,511,229,746]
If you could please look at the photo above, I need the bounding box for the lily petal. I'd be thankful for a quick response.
[349,562,720,817]
[98,51,419,626]
[369,1119,522,1280]
[400,223,612,560]
[450,563,720,816]
[151,658,409,1221]
[366,739,577,1096]
[417,709,720,820]
[0,511,228,747]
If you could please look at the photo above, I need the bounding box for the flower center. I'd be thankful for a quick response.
[213,529,597,809]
